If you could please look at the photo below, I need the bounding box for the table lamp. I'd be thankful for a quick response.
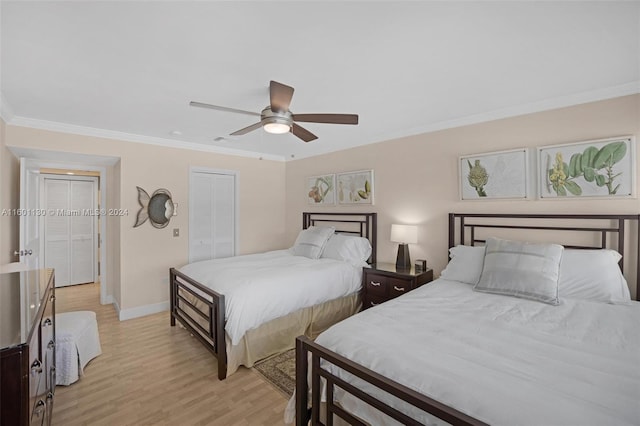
[390,224,417,270]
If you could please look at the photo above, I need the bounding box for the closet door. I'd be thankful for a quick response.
[43,177,97,287]
[70,180,96,284]
[44,180,71,286]
[189,170,236,263]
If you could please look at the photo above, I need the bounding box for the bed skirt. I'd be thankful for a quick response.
[177,290,361,377]
[226,293,361,376]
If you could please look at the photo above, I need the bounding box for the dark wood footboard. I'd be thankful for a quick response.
[295,336,487,426]
[170,267,227,380]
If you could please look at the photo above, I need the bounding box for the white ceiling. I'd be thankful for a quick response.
[1,1,639,161]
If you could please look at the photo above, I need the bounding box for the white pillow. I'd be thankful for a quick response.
[474,237,563,305]
[559,249,631,303]
[291,226,335,259]
[321,234,372,266]
[440,245,485,285]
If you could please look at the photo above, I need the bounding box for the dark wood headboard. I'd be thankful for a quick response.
[303,212,377,264]
[449,213,640,301]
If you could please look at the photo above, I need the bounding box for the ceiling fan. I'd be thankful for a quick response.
[190,80,359,143]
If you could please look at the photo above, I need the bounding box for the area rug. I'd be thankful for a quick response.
[253,349,296,398]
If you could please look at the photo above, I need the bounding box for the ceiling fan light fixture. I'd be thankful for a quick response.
[263,120,291,134]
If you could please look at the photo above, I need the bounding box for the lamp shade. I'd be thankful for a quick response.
[390,224,418,244]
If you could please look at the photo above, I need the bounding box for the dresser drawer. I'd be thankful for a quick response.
[389,279,410,298]
[364,294,387,309]
[365,273,389,296]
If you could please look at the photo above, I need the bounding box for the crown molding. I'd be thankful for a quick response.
[4,82,638,162]
[6,116,287,162]
[370,81,640,150]
[0,91,15,124]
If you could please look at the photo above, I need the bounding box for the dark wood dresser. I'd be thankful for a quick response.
[0,269,56,426]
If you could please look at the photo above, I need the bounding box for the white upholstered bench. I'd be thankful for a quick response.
[55,311,102,386]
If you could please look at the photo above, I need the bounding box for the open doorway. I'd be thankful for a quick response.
[11,148,119,307]
[40,170,99,289]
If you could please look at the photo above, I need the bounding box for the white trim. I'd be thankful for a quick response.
[0,91,15,123]
[291,82,640,160]
[188,166,240,262]
[118,300,169,321]
[7,116,286,162]
[112,297,121,318]
[16,155,111,305]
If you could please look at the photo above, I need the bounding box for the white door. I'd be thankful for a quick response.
[18,158,41,270]
[43,176,97,287]
[189,170,236,263]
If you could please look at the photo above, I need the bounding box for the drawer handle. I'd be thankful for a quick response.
[43,318,52,327]
[393,285,405,292]
[48,340,55,350]
[50,294,56,302]
[370,301,378,306]
[31,359,42,375]
[370,281,381,287]
[33,399,45,417]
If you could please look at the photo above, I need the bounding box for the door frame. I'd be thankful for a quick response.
[40,174,99,286]
[19,157,110,305]
[188,166,239,263]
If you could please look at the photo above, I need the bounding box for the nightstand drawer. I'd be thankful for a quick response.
[365,273,389,296]
[364,294,387,309]
[389,279,410,297]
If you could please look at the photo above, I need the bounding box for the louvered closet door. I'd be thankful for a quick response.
[189,171,236,263]
[44,177,97,287]
[44,180,71,286]
[70,180,96,284]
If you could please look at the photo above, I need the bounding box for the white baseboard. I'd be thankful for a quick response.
[101,295,115,305]
[118,300,169,321]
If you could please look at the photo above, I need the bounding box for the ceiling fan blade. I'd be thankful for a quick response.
[230,122,263,136]
[190,101,260,117]
[292,113,359,125]
[270,80,295,112]
[291,123,317,143]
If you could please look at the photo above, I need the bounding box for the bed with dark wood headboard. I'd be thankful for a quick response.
[295,213,640,426]
[169,212,376,380]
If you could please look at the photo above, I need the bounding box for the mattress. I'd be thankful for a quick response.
[179,249,364,344]
[289,279,640,425]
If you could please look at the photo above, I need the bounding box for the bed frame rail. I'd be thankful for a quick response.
[170,267,227,379]
[295,336,487,426]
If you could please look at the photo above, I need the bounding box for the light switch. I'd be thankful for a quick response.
[173,228,179,237]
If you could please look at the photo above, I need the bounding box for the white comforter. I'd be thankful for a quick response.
[179,250,363,345]
[300,279,640,425]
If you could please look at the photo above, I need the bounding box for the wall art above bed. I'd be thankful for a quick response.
[337,170,374,205]
[538,136,635,199]
[307,174,336,205]
[459,148,529,200]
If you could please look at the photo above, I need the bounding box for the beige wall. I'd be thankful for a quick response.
[286,95,640,295]
[5,126,287,312]
[3,94,638,314]
[0,117,20,265]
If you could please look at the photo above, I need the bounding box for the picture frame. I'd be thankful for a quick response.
[537,136,635,199]
[459,148,529,200]
[306,174,336,205]
[337,170,374,205]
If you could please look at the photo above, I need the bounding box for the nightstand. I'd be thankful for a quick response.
[362,262,433,310]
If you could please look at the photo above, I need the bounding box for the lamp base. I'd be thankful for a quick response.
[395,243,411,270]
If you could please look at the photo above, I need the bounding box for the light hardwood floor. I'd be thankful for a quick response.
[53,283,287,425]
